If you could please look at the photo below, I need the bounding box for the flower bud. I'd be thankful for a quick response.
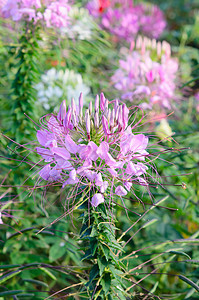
[102,115,110,135]
[71,97,76,113]
[85,109,90,136]
[122,103,129,129]
[63,106,72,129]
[79,92,83,119]
[94,111,99,129]
[110,109,115,128]
[100,92,105,111]
[57,100,66,122]
[105,98,109,111]
[118,105,123,128]
[89,101,92,115]
[95,94,99,112]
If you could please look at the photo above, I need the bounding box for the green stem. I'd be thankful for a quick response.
[79,199,128,299]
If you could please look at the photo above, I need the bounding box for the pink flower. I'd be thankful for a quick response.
[86,1,166,41]
[0,212,3,224]
[91,193,105,207]
[1,0,71,28]
[115,186,127,196]
[35,93,151,207]
[112,36,179,111]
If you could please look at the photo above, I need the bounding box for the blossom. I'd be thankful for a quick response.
[35,68,90,111]
[0,212,3,224]
[112,36,179,111]
[1,0,71,28]
[86,1,166,41]
[91,193,105,207]
[61,6,95,40]
[35,92,151,207]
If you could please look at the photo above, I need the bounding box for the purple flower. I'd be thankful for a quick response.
[86,1,166,41]
[35,93,151,207]
[115,186,127,196]
[1,0,71,28]
[91,193,105,207]
[112,36,179,111]
[0,212,3,224]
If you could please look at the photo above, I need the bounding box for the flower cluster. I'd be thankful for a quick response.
[61,6,95,40]
[86,0,166,41]
[35,68,90,110]
[1,0,71,28]
[112,36,179,110]
[36,93,150,207]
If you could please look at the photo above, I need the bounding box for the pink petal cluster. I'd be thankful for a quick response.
[36,93,150,207]
[86,0,166,41]
[1,0,71,28]
[112,37,179,110]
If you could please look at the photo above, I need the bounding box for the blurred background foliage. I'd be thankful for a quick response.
[0,0,199,299]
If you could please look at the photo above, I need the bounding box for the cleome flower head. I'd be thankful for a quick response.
[1,0,71,28]
[112,36,179,111]
[36,93,150,207]
[86,1,166,41]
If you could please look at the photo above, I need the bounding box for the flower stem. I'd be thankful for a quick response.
[79,200,128,299]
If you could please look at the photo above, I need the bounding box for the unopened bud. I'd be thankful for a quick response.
[122,103,129,129]
[89,101,92,115]
[95,95,99,112]
[110,109,115,128]
[105,99,109,111]
[63,106,72,129]
[57,100,66,122]
[85,109,90,135]
[118,105,123,128]
[72,111,77,128]
[94,111,99,129]
[115,106,119,121]
[100,93,105,111]
[71,97,76,113]
[107,108,111,121]
[79,92,83,119]
[102,115,110,135]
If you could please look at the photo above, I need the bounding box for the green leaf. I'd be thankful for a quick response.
[0,290,23,297]
[101,273,111,295]
[81,249,93,261]
[168,250,191,259]
[39,267,56,280]
[97,256,108,276]
[49,244,65,262]
[100,244,110,261]
[87,264,99,287]
[0,270,21,284]
[23,278,48,287]
[185,280,199,299]
[142,218,158,229]
[178,275,199,292]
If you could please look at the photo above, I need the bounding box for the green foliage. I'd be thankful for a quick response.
[79,200,128,299]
